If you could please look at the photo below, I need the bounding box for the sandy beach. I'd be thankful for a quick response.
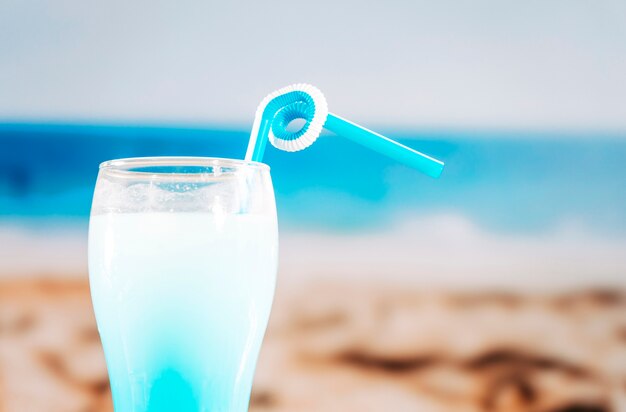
[1,277,624,412]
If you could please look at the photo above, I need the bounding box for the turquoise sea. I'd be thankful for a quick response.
[1,123,625,237]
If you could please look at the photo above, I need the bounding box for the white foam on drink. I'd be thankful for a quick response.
[91,170,271,216]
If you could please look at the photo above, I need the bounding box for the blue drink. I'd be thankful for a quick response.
[88,158,278,411]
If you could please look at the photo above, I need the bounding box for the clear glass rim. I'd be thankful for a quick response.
[99,156,270,175]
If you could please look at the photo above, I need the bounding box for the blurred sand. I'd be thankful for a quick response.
[0,278,625,412]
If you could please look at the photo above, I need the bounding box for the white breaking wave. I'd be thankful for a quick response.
[279,213,626,291]
[0,223,88,277]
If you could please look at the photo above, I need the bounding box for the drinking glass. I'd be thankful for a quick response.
[88,157,278,411]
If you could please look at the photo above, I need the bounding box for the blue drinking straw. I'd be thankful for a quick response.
[245,84,444,178]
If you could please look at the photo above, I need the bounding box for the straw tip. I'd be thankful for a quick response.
[434,162,445,178]
[425,160,445,178]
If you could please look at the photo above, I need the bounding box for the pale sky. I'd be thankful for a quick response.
[1,0,625,130]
